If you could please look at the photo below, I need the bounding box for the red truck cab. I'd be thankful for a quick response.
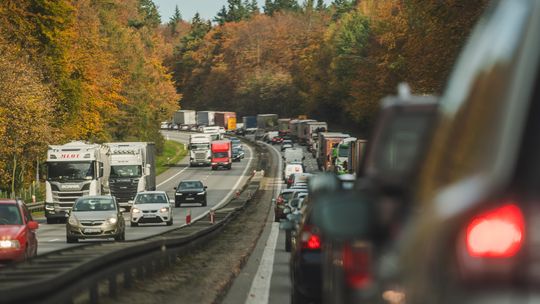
[211,140,232,170]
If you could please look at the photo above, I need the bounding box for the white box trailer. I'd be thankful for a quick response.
[173,110,196,126]
[197,111,215,126]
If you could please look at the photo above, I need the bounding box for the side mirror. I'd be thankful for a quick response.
[173,187,177,190]
[204,186,208,189]
[119,208,126,213]
[144,165,151,176]
[65,212,70,218]
[27,221,39,230]
[99,163,104,178]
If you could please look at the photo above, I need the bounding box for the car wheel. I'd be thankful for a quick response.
[202,200,207,207]
[166,219,173,226]
[285,230,292,252]
[66,236,78,243]
[274,213,279,222]
[130,221,138,227]
[114,233,123,241]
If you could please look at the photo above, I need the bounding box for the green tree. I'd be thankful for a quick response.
[331,0,355,20]
[316,0,326,11]
[168,5,182,33]
[139,0,161,27]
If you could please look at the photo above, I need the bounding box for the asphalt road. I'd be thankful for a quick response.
[223,141,319,304]
[36,131,255,255]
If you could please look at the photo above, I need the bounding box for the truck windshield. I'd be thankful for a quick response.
[213,152,228,158]
[110,165,141,178]
[190,143,209,150]
[338,146,349,157]
[47,162,94,181]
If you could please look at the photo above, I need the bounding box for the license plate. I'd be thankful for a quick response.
[185,197,195,201]
[84,228,101,233]
[144,214,157,218]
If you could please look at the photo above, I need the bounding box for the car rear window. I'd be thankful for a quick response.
[179,181,203,190]
[281,192,294,200]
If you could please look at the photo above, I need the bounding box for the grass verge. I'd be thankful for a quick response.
[156,140,187,175]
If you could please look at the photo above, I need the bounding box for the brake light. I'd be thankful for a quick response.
[301,225,321,250]
[466,204,524,258]
[342,242,372,289]
[276,196,284,205]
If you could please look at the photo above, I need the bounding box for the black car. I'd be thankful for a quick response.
[232,146,245,162]
[174,180,207,207]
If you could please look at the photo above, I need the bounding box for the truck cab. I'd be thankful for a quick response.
[189,134,211,166]
[211,140,232,170]
[334,137,357,174]
[45,141,110,223]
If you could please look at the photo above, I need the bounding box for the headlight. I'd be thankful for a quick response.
[132,208,141,214]
[68,216,79,226]
[160,207,169,213]
[45,204,54,211]
[107,217,118,224]
[197,192,205,195]
[0,240,20,249]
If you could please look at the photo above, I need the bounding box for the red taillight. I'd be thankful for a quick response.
[466,204,524,258]
[301,225,321,250]
[276,196,284,205]
[342,242,372,289]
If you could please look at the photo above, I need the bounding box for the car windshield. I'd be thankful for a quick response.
[190,143,209,150]
[73,198,116,212]
[179,181,203,190]
[0,204,22,225]
[280,192,294,201]
[47,161,94,181]
[134,193,168,204]
[110,165,141,178]
[213,152,228,158]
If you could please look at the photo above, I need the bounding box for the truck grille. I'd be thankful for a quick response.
[53,191,89,207]
[110,182,138,202]
[195,152,207,160]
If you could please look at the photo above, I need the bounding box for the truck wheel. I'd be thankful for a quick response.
[66,236,78,243]
[130,221,138,227]
[211,166,216,171]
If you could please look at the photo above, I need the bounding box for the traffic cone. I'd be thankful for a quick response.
[186,209,192,225]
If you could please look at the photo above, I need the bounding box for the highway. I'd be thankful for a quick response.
[36,131,255,255]
[224,141,320,304]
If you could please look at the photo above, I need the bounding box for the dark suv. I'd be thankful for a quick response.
[396,1,540,303]
[174,180,207,207]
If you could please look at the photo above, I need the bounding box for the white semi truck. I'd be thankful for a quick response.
[189,134,212,166]
[45,141,111,224]
[106,142,156,208]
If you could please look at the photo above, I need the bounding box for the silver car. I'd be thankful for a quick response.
[130,191,173,227]
[66,196,126,243]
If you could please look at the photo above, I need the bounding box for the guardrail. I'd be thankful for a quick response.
[26,201,44,213]
[0,139,268,304]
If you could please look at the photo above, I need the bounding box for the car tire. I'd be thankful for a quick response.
[114,233,123,241]
[166,219,173,226]
[274,213,279,222]
[130,221,138,227]
[66,236,78,243]
[285,230,292,252]
[202,200,207,207]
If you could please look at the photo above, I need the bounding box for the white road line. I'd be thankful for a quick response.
[245,223,280,304]
[245,142,283,304]
[156,165,190,188]
[48,239,59,242]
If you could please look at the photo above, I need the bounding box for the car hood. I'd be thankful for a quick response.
[72,211,117,221]
[0,225,25,239]
[177,188,205,194]
[132,203,169,210]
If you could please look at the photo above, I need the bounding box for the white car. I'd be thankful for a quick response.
[130,191,173,227]
[283,163,304,181]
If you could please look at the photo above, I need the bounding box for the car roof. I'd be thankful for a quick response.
[180,180,203,183]
[136,191,167,195]
[78,195,114,199]
[0,199,18,204]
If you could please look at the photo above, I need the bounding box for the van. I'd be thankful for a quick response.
[283,162,304,181]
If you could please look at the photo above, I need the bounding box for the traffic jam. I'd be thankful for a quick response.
[1,0,540,303]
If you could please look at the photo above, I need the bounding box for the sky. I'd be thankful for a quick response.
[154,0,333,23]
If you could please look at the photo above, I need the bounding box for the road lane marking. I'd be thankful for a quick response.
[245,142,283,304]
[245,223,280,304]
[156,166,190,188]
[48,239,60,242]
